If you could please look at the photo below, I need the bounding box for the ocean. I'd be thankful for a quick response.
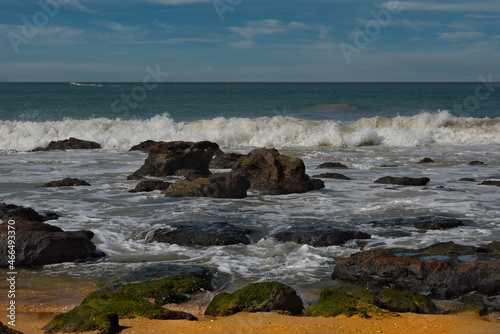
[1,82,500,313]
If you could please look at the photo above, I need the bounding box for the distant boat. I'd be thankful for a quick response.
[70,82,101,87]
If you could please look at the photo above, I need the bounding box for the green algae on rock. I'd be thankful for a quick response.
[376,289,436,314]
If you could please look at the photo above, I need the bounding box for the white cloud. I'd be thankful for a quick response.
[229,19,328,40]
[397,19,441,31]
[126,37,218,44]
[63,0,96,13]
[437,31,485,41]
[227,40,256,49]
[381,1,500,12]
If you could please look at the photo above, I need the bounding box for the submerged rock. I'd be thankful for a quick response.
[332,241,500,299]
[205,282,303,316]
[316,162,349,169]
[231,148,324,195]
[32,137,101,152]
[459,178,476,182]
[313,173,351,180]
[368,216,466,231]
[145,222,250,246]
[374,176,430,186]
[0,203,58,222]
[480,180,500,187]
[209,149,243,169]
[129,180,171,193]
[418,158,435,164]
[272,225,370,247]
[42,178,91,187]
[469,161,486,166]
[163,174,250,198]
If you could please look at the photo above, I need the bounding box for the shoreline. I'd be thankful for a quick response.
[2,310,499,334]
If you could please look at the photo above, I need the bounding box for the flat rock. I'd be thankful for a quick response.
[42,178,91,187]
[163,174,250,198]
[316,162,349,169]
[459,178,476,182]
[368,216,466,230]
[469,161,486,166]
[272,225,370,247]
[313,173,351,180]
[418,158,435,164]
[480,180,500,187]
[374,176,430,186]
[32,137,101,151]
[129,180,171,193]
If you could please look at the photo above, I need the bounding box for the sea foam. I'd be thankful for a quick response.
[1,111,499,152]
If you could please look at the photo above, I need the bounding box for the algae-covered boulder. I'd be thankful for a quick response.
[204,282,303,316]
[376,289,436,314]
[306,285,395,318]
[43,306,118,334]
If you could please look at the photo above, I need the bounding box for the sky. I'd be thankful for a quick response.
[1,0,499,82]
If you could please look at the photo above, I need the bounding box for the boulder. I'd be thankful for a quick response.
[145,222,250,246]
[272,225,370,247]
[332,241,500,299]
[459,178,476,182]
[129,140,166,153]
[42,178,91,187]
[313,173,351,180]
[418,158,435,164]
[480,180,500,187]
[469,161,486,166]
[374,176,430,186]
[0,218,104,267]
[133,141,219,177]
[209,149,243,169]
[316,162,348,169]
[0,321,23,334]
[375,288,436,314]
[205,282,304,316]
[32,137,101,151]
[163,174,250,198]
[0,203,58,222]
[368,216,466,231]
[231,148,324,195]
[129,180,171,193]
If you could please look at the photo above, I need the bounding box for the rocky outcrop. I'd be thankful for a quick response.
[368,216,466,231]
[205,282,303,316]
[0,321,23,334]
[144,222,250,246]
[374,176,430,186]
[0,218,104,267]
[313,173,351,180]
[0,203,58,222]
[480,180,500,187]
[32,137,101,151]
[132,141,219,177]
[332,241,500,299]
[231,148,324,195]
[42,178,91,187]
[129,180,171,193]
[209,149,243,169]
[129,140,166,153]
[272,226,370,247]
[163,174,250,198]
[317,162,348,169]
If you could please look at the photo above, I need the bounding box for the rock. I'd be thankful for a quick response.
[0,321,24,334]
[480,180,500,187]
[42,178,91,187]
[469,161,486,166]
[145,222,250,246]
[0,218,104,267]
[313,173,351,180]
[368,216,466,231]
[306,285,395,318]
[43,292,196,334]
[332,241,500,299]
[129,140,166,153]
[272,225,370,247]
[204,282,303,316]
[376,289,436,314]
[317,162,349,169]
[32,137,101,152]
[0,203,58,222]
[129,180,171,193]
[419,158,435,164]
[133,141,219,177]
[209,149,243,169]
[99,265,214,306]
[163,174,250,198]
[374,176,430,186]
[459,178,476,182]
[126,172,143,180]
[450,293,490,316]
[380,164,398,168]
[231,148,324,195]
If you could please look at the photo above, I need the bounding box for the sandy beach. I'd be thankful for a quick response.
[3,310,500,334]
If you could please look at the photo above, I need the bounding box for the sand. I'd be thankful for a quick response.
[2,310,500,334]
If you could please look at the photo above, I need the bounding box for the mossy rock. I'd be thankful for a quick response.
[306,286,396,318]
[204,282,303,316]
[43,306,119,334]
[376,289,436,314]
[450,304,488,316]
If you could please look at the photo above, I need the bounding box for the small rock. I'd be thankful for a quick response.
[459,178,476,182]
[163,174,250,198]
[32,137,101,152]
[42,178,91,187]
[480,180,500,187]
[469,161,486,166]
[129,180,171,193]
[368,216,466,231]
[0,203,58,222]
[317,162,349,169]
[418,158,435,164]
[272,226,370,247]
[313,173,351,180]
[376,288,436,314]
[374,176,430,186]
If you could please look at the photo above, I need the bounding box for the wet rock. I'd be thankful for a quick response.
[469,161,486,166]
[42,178,91,187]
[374,176,430,186]
[133,141,219,177]
[380,164,398,168]
[459,178,476,182]
[272,225,370,247]
[480,180,500,187]
[332,241,500,299]
[0,203,58,222]
[145,222,250,246]
[313,173,351,180]
[129,140,166,153]
[32,137,101,152]
[0,218,104,267]
[43,306,118,334]
[209,149,243,169]
[163,174,250,198]
[205,282,303,316]
[418,158,435,164]
[316,162,349,169]
[129,180,171,193]
[232,148,324,195]
[126,172,143,180]
[368,216,466,231]
[449,293,490,316]
[0,321,23,334]
[376,288,436,314]
[100,265,214,306]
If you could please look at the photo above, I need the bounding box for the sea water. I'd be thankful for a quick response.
[1,82,499,313]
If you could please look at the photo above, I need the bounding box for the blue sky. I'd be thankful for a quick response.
[1,0,499,81]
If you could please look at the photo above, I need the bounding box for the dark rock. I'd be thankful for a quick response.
[380,164,398,168]
[469,161,486,166]
[313,173,351,180]
[43,306,118,334]
[127,172,143,180]
[0,203,58,222]
[332,241,500,299]
[480,180,500,187]
[42,178,91,187]
[459,178,476,182]
[419,158,435,164]
[204,282,304,316]
[129,140,166,153]
[32,137,101,152]
[368,216,466,231]
[0,321,23,334]
[173,169,210,181]
[145,222,250,246]
[231,148,324,195]
[163,174,250,198]
[376,288,436,314]
[374,176,430,186]
[129,180,171,193]
[272,225,370,247]
[209,149,243,169]
[0,218,104,267]
[317,162,349,169]
[99,265,214,306]
[133,141,219,177]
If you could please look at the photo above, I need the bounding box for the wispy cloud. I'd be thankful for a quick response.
[437,31,485,41]
[126,37,218,44]
[397,19,441,31]
[63,0,96,13]
[229,19,328,40]
[381,1,500,12]
[141,0,212,4]
[227,40,256,49]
